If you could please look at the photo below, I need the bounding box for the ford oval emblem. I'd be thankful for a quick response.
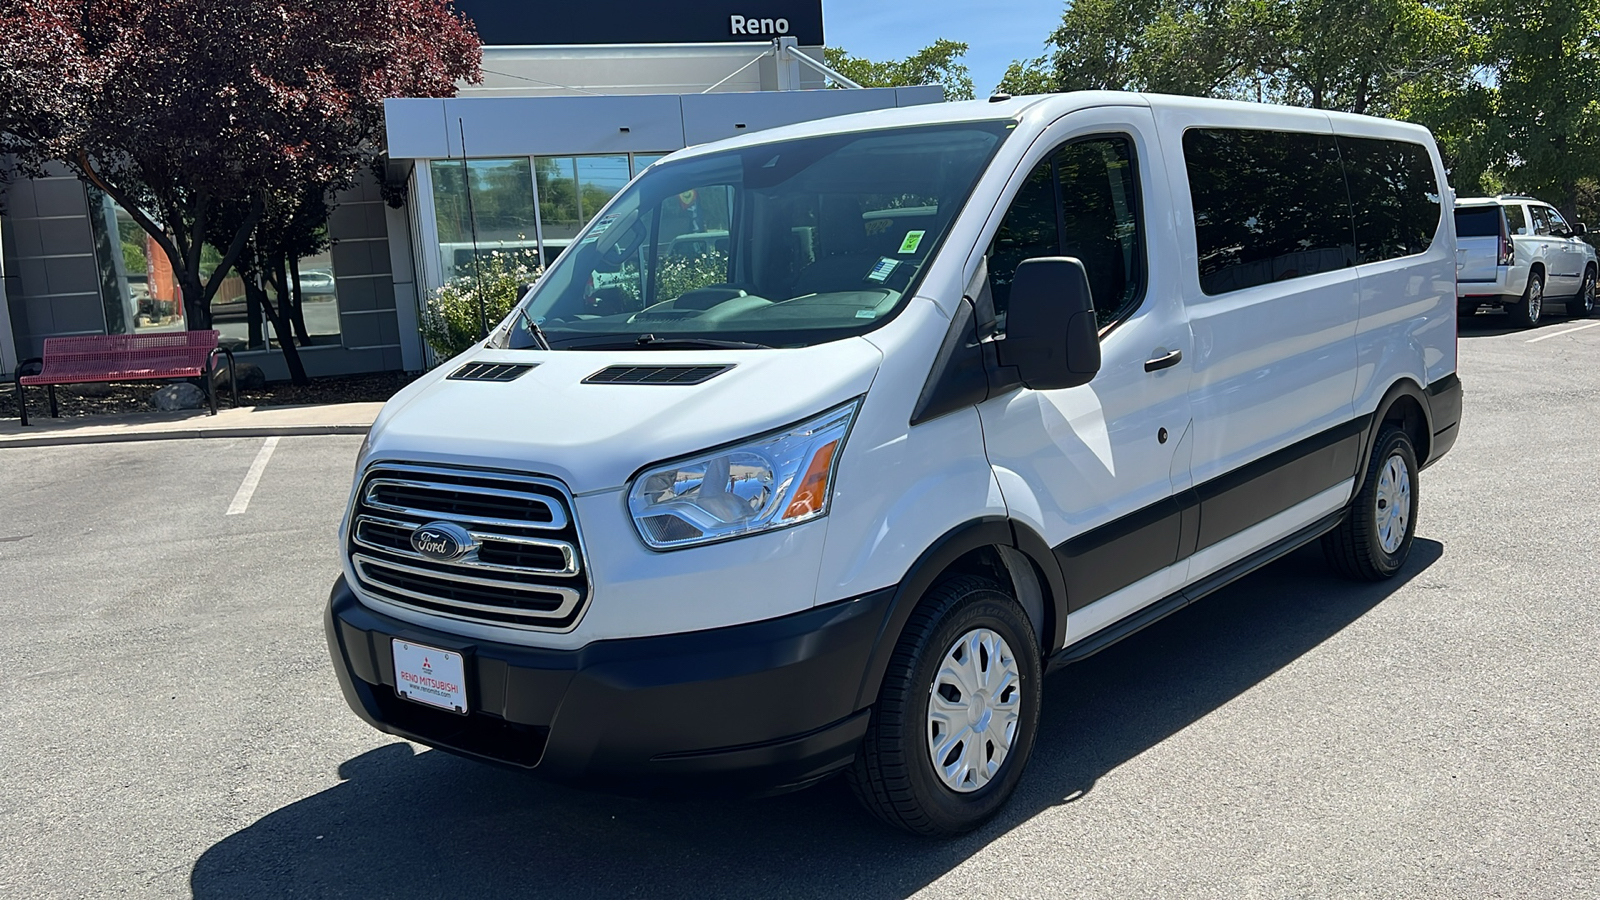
[410,522,475,561]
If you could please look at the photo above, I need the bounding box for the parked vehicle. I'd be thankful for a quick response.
[325,92,1462,836]
[1456,194,1596,326]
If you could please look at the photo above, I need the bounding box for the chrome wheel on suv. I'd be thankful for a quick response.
[1511,271,1544,328]
[1572,268,1596,318]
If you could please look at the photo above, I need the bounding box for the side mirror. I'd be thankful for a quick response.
[1574,223,1587,237]
[996,257,1101,390]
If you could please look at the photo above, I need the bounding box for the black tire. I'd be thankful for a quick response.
[1508,270,1544,328]
[847,575,1042,837]
[1570,266,1596,318]
[1323,425,1419,581]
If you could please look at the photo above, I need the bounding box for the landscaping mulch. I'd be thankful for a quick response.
[0,371,417,422]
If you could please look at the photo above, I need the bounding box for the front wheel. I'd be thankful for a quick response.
[1323,425,1419,581]
[1570,267,1596,318]
[1509,271,1544,328]
[847,575,1042,836]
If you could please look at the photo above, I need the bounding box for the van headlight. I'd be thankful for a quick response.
[628,399,861,549]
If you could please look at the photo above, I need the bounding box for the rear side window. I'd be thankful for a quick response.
[1183,128,1354,295]
[1338,137,1440,261]
[1505,204,1528,235]
[1454,207,1504,238]
[1531,206,1554,236]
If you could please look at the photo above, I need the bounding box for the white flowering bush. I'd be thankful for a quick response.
[423,245,543,361]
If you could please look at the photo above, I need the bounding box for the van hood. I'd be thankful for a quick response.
[365,340,885,494]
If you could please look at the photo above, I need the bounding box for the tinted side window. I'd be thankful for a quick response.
[1056,137,1142,327]
[1183,128,1354,295]
[1505,204,1528,234]
[1338,137,1440,262]
[1531,206,1553,236]
[1454,207,1503,238]
[1546,206,1571,234]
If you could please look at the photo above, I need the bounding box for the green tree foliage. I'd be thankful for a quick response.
[824,39,976,100]
[1000,0,1600,221]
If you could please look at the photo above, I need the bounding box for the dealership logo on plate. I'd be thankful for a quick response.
[411,522,475,561]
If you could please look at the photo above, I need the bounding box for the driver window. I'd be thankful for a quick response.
[650,185,734,306]
[1546,206,1571,235]
[987,134,1144,334]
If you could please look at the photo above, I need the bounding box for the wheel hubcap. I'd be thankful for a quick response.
[1375,453,1412,555]
[927,628,1021,793]
[1583,275,1595,313]
[1530,280,1543,320]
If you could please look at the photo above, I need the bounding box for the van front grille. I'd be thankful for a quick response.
[346,463,588,631]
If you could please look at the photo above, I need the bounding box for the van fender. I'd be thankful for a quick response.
[1353,376,1433,490]
[850,517,1068,711]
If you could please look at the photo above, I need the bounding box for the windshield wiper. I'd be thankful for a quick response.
[551,333,773,351]
[516,308,553,351]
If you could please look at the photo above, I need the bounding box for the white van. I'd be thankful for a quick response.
[326,92,1462,836]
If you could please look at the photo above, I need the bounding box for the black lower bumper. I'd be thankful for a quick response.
[1426,373,1463,466]
[325,577,890,795]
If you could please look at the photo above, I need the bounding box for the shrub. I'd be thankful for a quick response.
[422,246,542,362]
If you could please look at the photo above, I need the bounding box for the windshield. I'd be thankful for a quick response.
[501,121,1012,350]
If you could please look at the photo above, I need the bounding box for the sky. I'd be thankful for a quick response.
[821,0,1066,96]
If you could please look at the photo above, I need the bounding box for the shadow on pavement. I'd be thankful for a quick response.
[192,539,1443,900]
[1457,307,1590,338]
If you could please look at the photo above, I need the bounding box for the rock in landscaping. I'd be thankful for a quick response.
[214,361,267,391]
[150,383,208,411]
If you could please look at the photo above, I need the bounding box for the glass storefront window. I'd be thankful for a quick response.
[632,154,667,175]
[88,190,187,335]
[431,158,540,282]
[534,155,631,264]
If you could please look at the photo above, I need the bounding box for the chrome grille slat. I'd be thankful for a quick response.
[352,515,579,576]
[364,477,568,530]
[346,463,590,632]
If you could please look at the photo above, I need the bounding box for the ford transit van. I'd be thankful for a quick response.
[325,92,1462,836]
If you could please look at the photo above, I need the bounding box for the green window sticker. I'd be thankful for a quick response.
[898,230,926,254]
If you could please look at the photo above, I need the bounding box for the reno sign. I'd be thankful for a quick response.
[452,0,824,46]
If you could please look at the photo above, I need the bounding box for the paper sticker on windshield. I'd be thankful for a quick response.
[866,258,900,283]
[898,230,926,254]
[578,214,618,245]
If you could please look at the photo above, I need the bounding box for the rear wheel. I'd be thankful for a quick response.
[848,575,1042,836]
[1570,267,1596,318]
[1323,425,1419,581]
[1508,271,1544,328]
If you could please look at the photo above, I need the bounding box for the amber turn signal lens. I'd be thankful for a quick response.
[783,439,840,520]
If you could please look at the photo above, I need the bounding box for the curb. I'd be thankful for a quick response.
[0,423,371,449]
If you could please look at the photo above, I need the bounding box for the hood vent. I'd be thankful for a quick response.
[584,364,734,386]
[449,362,537,382]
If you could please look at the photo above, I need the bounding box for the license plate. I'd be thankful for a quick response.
[392,639,468,714]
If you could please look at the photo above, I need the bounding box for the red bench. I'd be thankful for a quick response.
[13,331,237,427]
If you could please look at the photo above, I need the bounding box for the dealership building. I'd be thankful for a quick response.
[0,1,941,381]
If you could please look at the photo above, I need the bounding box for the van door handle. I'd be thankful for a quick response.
[1144,349,1183,372]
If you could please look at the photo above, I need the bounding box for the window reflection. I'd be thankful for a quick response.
[432,158,539,281]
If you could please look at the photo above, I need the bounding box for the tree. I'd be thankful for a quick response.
[999,0,1473,117]
[0,0,481,337]
[824,39,977,100]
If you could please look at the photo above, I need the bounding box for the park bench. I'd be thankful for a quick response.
[13,331,238,427]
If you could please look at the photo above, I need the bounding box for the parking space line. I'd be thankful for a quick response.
[226,437,280,516]
[1526,321,1600,343]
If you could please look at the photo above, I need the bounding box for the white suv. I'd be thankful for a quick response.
[1456,195,1597,326]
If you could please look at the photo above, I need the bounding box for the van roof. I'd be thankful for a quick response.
[663,91,1436,165]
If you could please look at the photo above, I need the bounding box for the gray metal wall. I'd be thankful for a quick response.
[0,163,108,361]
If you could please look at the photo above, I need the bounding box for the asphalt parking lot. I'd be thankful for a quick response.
[2,311,1598,899]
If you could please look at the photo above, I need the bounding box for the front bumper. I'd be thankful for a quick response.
[325,577,891,795]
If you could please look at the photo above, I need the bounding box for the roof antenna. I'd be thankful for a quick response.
[458,118,489,340]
